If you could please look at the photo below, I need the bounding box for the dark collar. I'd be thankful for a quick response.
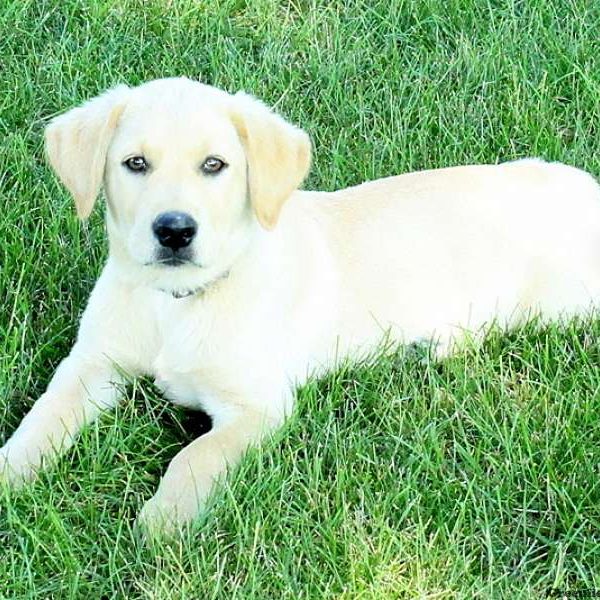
[160,270,230,300]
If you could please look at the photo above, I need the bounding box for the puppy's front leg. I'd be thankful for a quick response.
[137,406,281,535]
[0,350,124,486]
[0,269,145,486]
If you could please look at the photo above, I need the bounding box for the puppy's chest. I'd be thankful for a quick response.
[149,299,253,411]
[151,323,213,410]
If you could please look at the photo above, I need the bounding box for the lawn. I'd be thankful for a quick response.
[1,0,600,597]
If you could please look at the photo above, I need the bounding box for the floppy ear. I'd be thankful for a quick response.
[45,85,130,219]
[230,92,312,230]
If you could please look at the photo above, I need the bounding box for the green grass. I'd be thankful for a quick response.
[1,0,600,597]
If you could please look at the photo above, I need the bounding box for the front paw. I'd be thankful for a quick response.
[0,445,38,489]
[135,485,208,540]
[134,435,232,539]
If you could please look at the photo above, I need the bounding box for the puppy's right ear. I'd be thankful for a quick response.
[45,85,130,219]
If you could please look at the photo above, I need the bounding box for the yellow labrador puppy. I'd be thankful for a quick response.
[2,77,600,534]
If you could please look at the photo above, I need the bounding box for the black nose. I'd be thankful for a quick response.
[152,211,197,250]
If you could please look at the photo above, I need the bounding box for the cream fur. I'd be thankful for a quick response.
[2,76,600,535]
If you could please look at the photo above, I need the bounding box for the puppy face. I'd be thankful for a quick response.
[106,80,251,294]
[45,77,311,296]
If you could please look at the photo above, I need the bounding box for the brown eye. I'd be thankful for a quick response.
[201,156,227,174]
[123,156,149,173]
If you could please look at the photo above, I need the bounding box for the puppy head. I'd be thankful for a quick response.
[45,77,311,295]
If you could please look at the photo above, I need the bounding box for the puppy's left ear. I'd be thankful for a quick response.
[45,85,130,219]
[230,92,311,230]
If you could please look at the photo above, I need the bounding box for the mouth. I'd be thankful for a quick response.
[154,257,191,267]
[144,248,202,268]
[144,257,199,268]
